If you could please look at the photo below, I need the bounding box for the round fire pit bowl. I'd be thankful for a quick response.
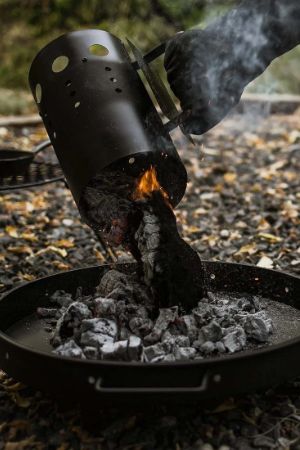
[0,140,51,177]
[0,261,299,406]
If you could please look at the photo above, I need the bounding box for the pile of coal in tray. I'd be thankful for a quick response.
[38,268,273,362]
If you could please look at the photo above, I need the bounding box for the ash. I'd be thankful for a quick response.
[39,269,273,363]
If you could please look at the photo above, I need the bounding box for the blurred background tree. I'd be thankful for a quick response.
[0,0,299,114]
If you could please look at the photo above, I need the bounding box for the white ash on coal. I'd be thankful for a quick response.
[134,191,205,310]
[38,268,274,363]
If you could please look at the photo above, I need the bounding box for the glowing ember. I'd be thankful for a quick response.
[132,165,170,205]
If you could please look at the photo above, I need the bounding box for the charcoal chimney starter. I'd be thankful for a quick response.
[28,29,187,208]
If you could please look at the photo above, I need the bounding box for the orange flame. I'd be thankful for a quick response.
[132,165,170,205]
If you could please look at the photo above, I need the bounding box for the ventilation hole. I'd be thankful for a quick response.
[74,101,80,108]
[82,57,88,63]
[52,56,69,73]
[115,88,122,93]
[35,83,42,103]
[65,80,72,87]
[105,66,112,71]
[89,44,109,57]
[70,90,76,97]
[110,77,117,83]
[53,132,57,139]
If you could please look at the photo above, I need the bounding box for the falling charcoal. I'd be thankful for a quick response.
[79,167,206,311]
[78,170,141,255]
[134,191,206,310]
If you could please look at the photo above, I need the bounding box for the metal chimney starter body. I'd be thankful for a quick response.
[28,30,187,208]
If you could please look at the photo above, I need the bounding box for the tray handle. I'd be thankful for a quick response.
[87,371,220,394]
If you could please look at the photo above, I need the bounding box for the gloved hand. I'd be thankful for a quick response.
[164,0,300,135]
[164,28,247,135]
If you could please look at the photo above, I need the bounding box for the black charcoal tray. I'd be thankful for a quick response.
[0,261,299,406]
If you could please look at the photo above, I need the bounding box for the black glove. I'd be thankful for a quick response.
[164,0,300,135]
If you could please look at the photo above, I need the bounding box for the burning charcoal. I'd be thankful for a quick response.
[78,170,139,249]
[143,343,168,362]
[98,270,129,297]
[244,314,273,342]
[127,335,143,361]
[174,335,190,347]
[143,307,177,343]
[83,346,99,360]
[119,326,130,340]
[134,191,206,310]
[80,318,118,338]
[80,318,118,348]
[162,354,176,362]
[223,327,247,353]
[51,301,92,344]
[200,341,215,354]
[101,340,129,361]
[125,304,148,319]
[54,339,85,359]
[37,307,58,318]
[115,300,127,317]
[176,315,198,341]
[237,295,260,313]
[215,342,226,353]
[129,317,154,338]
[80,331,114,348]
[155,307,178,328]
[93,297,116,317]
[193,303,214,326]
[50,290,74,307]
[199,320,223,343]
[161,331,176,346]
[174,347,197,360]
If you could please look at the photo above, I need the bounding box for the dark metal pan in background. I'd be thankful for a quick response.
[0,261,299,406]
[0,140,52,177]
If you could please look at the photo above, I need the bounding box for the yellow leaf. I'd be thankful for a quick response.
[52,239,75,248]
[52,261,71,270]
[20,232,38,242]
[236,243,257,255]
[257,218,271,231]
[257,233,282,243]
[8,246,33,255]
[94,249,106,263]
[5,226,18,238]
[223,172,237,183]
[22,274,36,281]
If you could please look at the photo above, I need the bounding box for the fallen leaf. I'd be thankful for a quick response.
[223,172,237,183]
[20,232,38,242]
[236,243,258,256]
[5,226,18,238]
[257,233,282,243]
[52,261,71,270]
[257,256,274,269]
[52,239,75,248]
[8,245,33,255]
[11,392,31,408]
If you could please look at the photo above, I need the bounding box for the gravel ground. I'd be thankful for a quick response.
[0,109,299,449]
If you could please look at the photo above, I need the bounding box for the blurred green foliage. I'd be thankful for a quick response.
[0,0,235,90]
[0,0,299,115]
